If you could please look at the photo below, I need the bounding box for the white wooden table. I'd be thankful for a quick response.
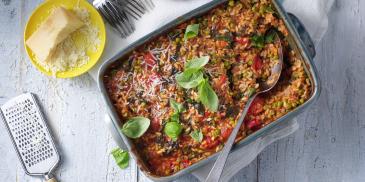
[1,0,365,181]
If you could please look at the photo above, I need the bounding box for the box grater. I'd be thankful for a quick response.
[0,93,60,182]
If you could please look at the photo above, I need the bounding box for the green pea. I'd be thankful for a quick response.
[247,88,256,97]
[247,60,253,66]
[300,98,305,104]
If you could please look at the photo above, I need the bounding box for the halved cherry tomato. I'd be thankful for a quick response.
[217,75,227,87]
[252,55,263,71]
[204,111,213,119]
[182,159,190,168]
[246,119,262,131]
[217,40,229,48]
[221,127,233,141]
[203,137,220,149]
[235,37,250,46]
[144,52,156,66]
[248,97,265,115]
[151,118,161,131]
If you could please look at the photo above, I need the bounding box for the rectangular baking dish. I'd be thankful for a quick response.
[97,0,321,181]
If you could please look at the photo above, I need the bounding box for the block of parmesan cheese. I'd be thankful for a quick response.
[26,7,84,63]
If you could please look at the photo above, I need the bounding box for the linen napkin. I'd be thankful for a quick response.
[88,0,334,181]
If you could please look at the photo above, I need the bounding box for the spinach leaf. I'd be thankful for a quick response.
[121,117,150,138]
[176,70,204,89]
[198,79,219,112]
[190,130,203,142]
[184,24,200,41]
[170,99,185,113]
[265,31,276,43]
[164,122,183,141]
[215,32,233,46]
[111,148,129,169]
[251,34,265,48]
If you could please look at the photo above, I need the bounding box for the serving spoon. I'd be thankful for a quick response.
[205,33,284,182]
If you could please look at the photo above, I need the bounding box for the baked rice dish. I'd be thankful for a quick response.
[104,0,312,176]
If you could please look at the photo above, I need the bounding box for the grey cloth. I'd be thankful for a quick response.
[89,0,334,181]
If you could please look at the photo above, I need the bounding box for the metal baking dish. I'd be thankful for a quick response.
[97,0,321,181]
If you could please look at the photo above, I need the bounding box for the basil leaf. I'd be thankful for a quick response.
[251,34,265,48]
[184,56,210,73]
[198,79,219,112]
[190,130,203,142]
[170,112,180,123]
[121,117,150,138]
[176,70,204,89]
[170,99,185,113]
[184,24,200,41]
[111,148,129,169]
[164,122,183,141]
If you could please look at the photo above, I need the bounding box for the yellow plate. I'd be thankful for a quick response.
[24,0,106,78]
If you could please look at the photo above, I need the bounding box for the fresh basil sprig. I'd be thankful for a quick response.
[175,56,210,88]
[164,99,185,140]
[190,130,203,142]
[121,117,150,138]
[111,148,129,169]
[184,24,200,41]
[164,121,183,141]
[175,56,219,112]
[198,79,219,112]
[176,70,204,89]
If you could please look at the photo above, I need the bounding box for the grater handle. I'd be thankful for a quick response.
[46,178,57,182]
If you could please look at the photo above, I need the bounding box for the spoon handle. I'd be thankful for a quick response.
[204,95,257,182]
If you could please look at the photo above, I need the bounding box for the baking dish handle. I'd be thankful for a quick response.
[104,114,129,151]
[287,13,316,59]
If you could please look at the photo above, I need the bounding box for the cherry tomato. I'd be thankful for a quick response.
[246,119,262,131]
[144,52,156,66]
[203,111,213,120]
[221,127,233,141]
[217,40,229,48]
[182,159,190,168]
[203,137,220,149]
[252,55,263,71]
[248,97,265,115]
[235,37,250,46]
[217,75,227,87]
[151,118,161,131]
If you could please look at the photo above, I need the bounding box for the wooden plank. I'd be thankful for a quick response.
[257,0,365,181]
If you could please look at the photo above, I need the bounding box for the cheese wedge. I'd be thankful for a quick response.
[26,7,84,63]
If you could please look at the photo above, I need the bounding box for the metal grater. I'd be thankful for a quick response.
[0,93,60,182]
